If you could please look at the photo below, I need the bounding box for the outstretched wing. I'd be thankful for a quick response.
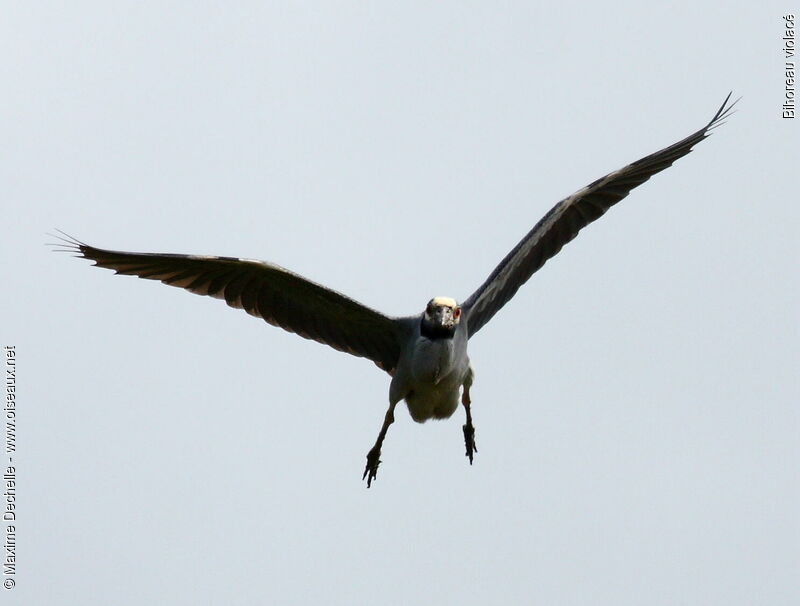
[56,235,407,373]
[463,93,737,337]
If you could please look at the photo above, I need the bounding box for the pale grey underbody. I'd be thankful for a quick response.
[391,321,472,423]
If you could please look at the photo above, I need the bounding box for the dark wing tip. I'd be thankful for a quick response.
[47,229,90,256]
[704,92,740,134]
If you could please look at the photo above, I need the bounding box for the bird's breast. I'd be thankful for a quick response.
[410,337,451,383]
[388,325,470,422]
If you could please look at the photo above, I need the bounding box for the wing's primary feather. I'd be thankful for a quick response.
[462,93,737,337]
[56,234,407,373]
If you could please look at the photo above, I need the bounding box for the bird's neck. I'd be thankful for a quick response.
[420,318,456,340]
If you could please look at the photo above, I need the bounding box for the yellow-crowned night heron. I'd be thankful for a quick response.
[54,94,736,486]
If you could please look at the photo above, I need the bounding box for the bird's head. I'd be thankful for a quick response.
[422,296,462,338]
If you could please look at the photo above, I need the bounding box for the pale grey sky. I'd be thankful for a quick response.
[2,2,798,605]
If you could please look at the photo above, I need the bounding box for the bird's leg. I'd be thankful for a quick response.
[461,382,477,464]
[363,401,397,488]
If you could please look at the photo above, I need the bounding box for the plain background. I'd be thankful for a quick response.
[2,2,798,604]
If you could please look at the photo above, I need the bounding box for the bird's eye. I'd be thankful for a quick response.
[454,307,461,319]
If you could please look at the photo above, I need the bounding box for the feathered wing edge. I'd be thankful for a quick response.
[462,93,738,337]
[51,231,407,374]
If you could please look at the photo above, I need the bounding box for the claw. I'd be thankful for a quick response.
[462,423,477,465]
[363,447,381,487]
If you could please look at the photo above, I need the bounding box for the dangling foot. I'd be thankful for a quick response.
[363,402,397,488]
[362,446,382,488]
[462,421,477,464]
[461,374,477,464]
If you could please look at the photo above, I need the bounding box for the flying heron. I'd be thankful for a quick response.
[55,94,736,487]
